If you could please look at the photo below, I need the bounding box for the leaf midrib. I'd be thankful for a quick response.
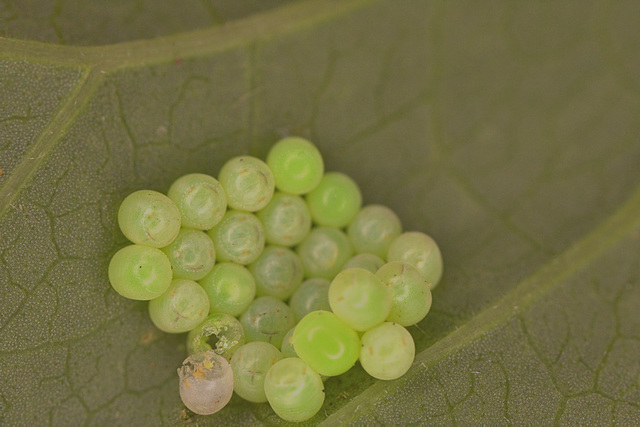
[0,0,374,70]
[0,0,377,219]
[324,178,640,424]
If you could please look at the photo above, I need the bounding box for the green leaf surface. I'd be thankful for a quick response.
[1,0,640,425]
[0,0,300,45]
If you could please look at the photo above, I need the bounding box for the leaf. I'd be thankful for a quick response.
[1,0,639,425]
[0,0,299,45]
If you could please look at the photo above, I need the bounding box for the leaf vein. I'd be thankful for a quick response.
[324,180,640,424]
